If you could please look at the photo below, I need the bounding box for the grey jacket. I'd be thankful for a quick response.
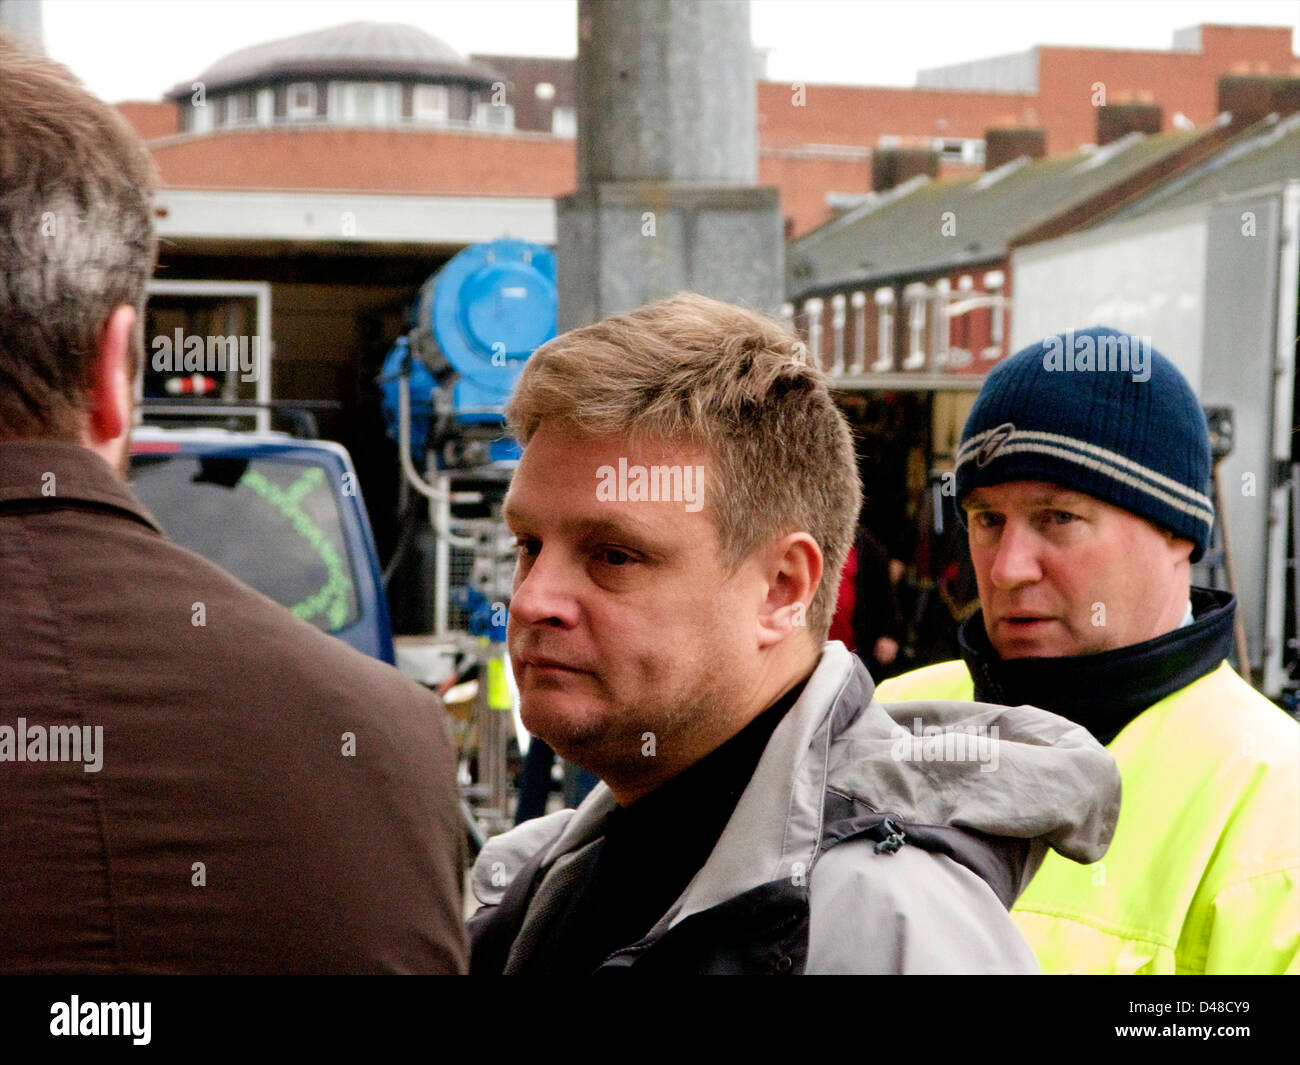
[469,642,1121,974]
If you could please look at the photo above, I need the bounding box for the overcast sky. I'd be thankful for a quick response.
[31,0,1300,104]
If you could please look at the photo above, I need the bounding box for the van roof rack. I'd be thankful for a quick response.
[138,399,341,440]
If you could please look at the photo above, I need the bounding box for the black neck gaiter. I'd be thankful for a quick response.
[958,587,1237,746]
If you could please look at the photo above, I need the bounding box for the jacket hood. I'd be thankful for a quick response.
[838,667,1121,894]
[474,643,1120,932]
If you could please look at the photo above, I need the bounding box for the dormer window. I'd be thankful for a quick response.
[473,100,514,130]
[413,84,449,124]
[287,82,316,120]
[329,82,399,125]
[231,92,255,126]
[551,105,576,138]
[190,101,212,134]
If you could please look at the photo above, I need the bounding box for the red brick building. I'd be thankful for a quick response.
[116,21,1298,239]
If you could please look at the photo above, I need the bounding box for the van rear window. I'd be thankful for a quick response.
[129,453,359,633]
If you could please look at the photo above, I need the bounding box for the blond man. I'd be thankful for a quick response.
[467,294,1121,974]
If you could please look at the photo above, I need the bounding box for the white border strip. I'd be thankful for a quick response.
[958,439,1215,526]
[959,426,1213,511]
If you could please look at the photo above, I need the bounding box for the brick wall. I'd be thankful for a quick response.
[116,24,1298,238]
[148,126,576,197]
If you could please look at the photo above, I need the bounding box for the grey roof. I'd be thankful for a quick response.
[916,49,1039,93]
[787,129,1201,301]
[1110,111,1300,220]
[167,21,500,98]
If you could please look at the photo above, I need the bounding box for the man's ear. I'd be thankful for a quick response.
[755,532,823,650]
[83,304,135,452]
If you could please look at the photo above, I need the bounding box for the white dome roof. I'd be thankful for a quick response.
[171,21,499,97]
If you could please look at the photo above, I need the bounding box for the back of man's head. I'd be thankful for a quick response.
[0,33,156,442]
[506,292,863,643]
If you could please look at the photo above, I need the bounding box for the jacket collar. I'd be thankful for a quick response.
[660,643,868,928]
[536,643,864,931]
[957,587,1236,746]
[0,439,162,535]
[547,641,1120,929]
[488,642,1121,966]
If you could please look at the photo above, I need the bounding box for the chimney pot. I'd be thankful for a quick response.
[1218,74,1300,126]
[983,128,1046,171]
[872,147,940,191]
[1096,102,1163,145]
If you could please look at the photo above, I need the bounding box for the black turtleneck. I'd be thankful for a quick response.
[513,673,812,975]
[958,586,1236,746]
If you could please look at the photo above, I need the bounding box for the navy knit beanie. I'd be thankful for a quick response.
[955,326,1214,562]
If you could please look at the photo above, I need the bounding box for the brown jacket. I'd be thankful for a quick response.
[0,440,467,973]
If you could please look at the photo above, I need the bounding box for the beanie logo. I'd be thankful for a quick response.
[975,423,1015,468]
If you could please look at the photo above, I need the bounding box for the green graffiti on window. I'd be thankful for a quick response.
[240,466,352,629]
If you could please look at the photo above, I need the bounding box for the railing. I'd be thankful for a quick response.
[782,271,1010,387]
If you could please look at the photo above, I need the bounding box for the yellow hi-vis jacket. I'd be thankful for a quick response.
[877,659,1300,974]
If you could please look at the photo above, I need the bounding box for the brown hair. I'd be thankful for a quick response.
[0,33,157,440]
[506,292,862,642]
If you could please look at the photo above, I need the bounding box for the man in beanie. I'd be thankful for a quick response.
[467,296,1124,974]
[878,326,1300,974]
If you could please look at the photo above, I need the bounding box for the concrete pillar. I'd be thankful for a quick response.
[558,0,784,329]
[575,0,756,185]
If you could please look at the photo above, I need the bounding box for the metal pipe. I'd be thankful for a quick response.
[873,287,895,372]
[398,373,479,548]
[830,293,846,376]
[932,278,951,370]
[902,283,927,371]
[850,291,867,374]
[983,270,1005,359]
[805,298,824,367]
